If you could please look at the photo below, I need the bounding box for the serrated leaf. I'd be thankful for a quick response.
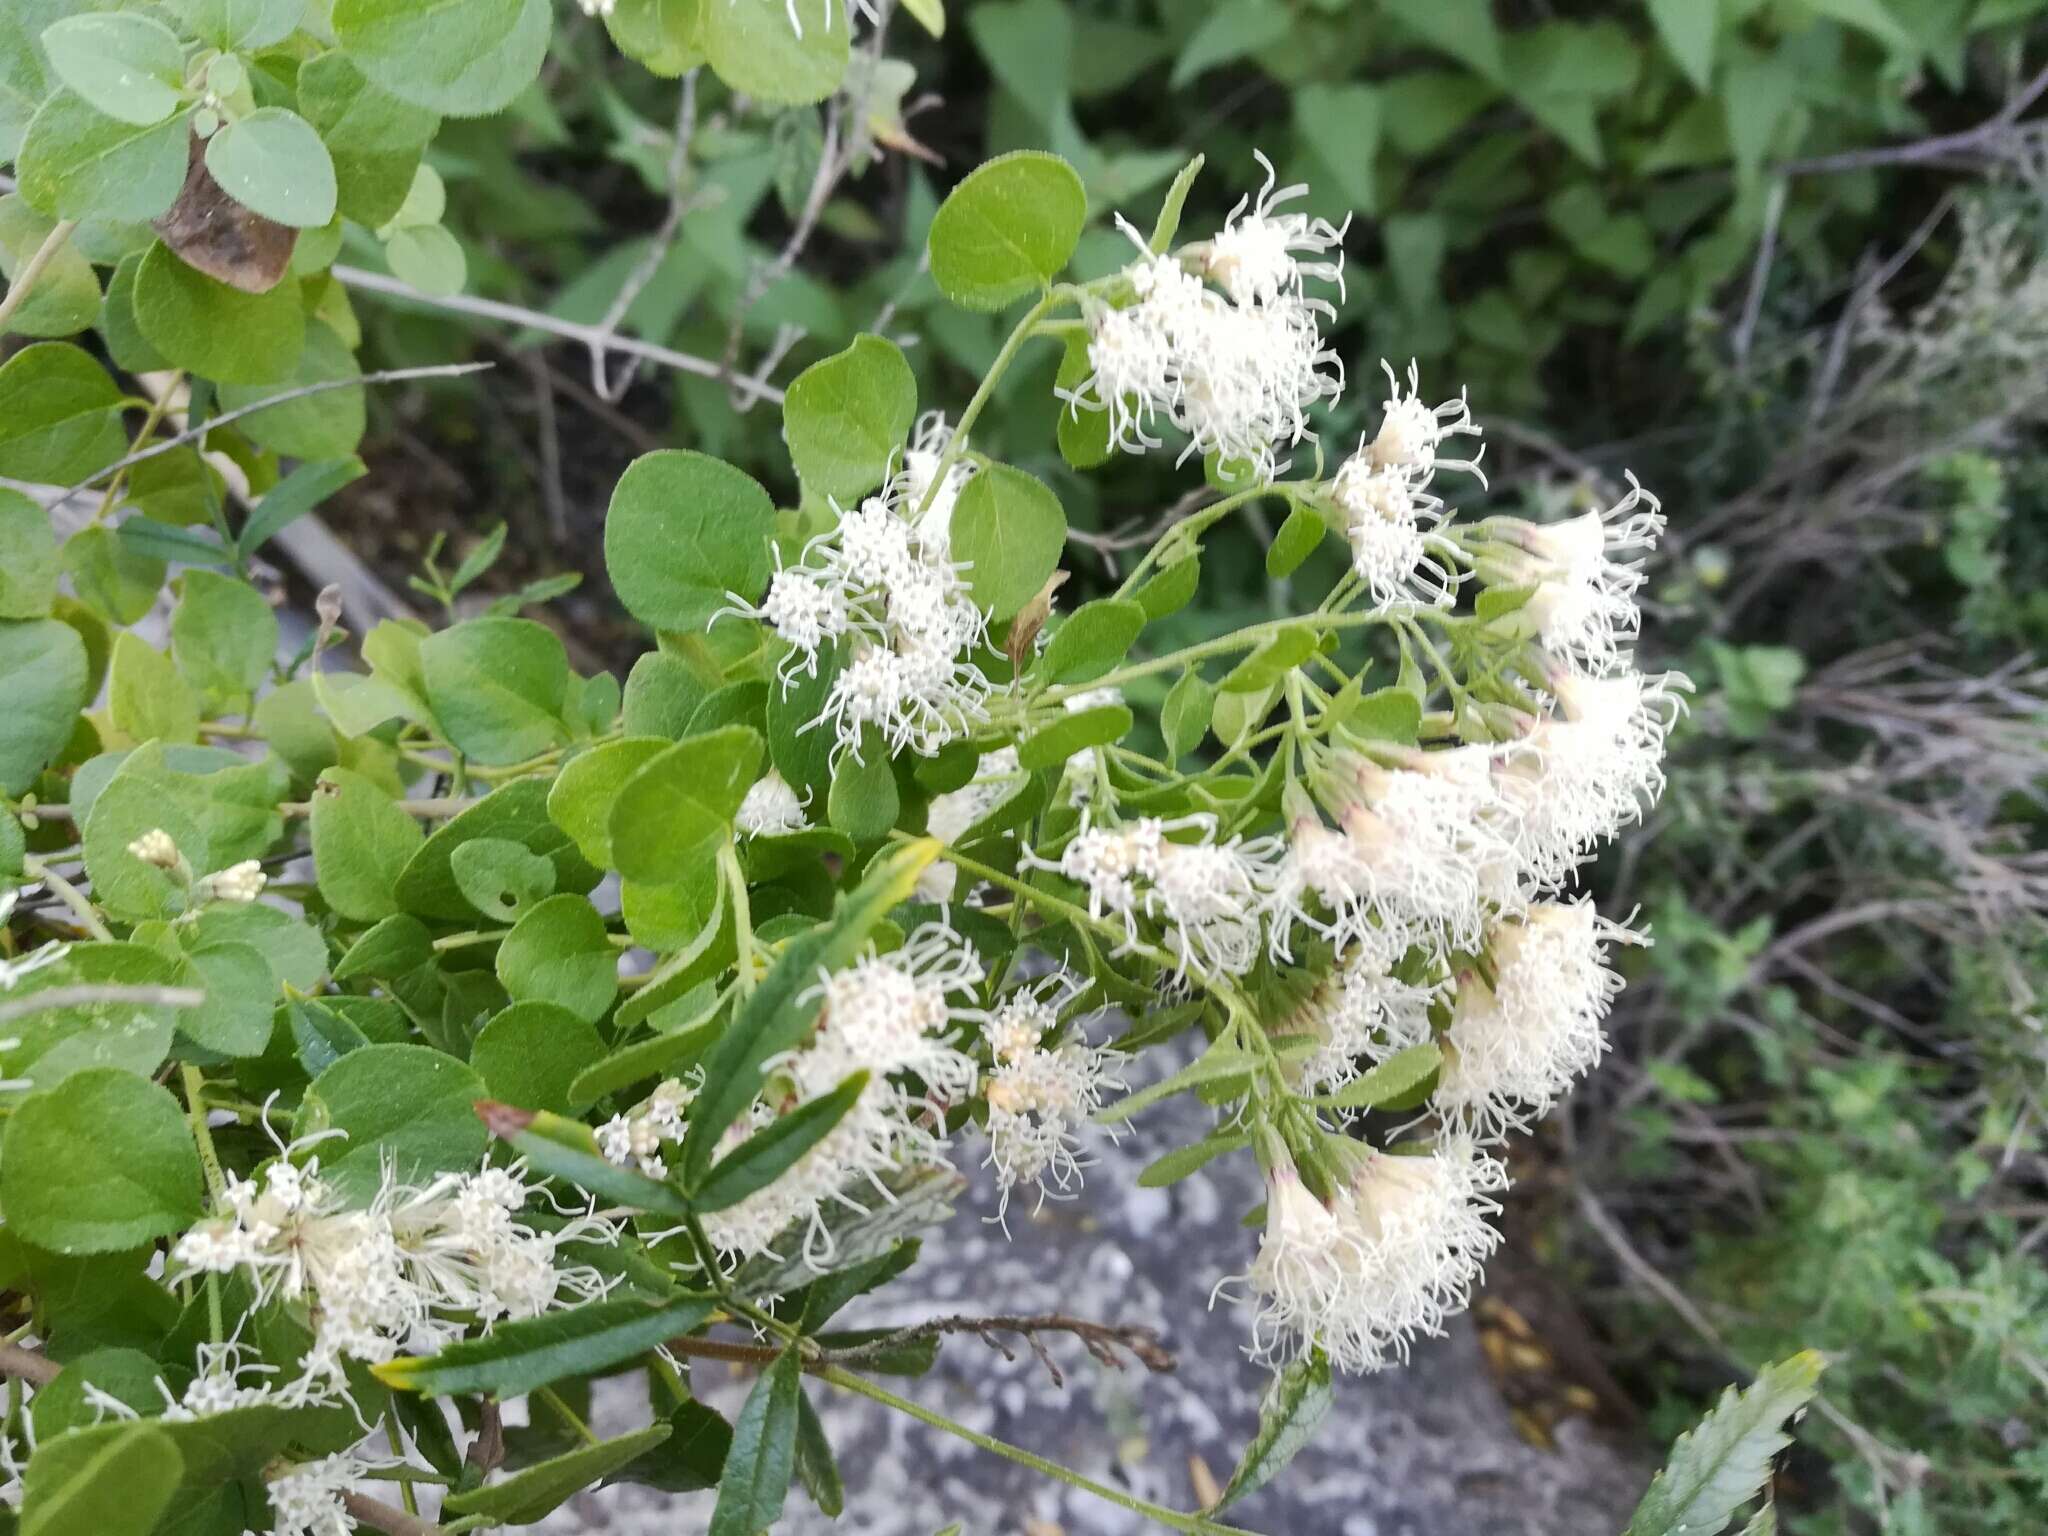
[1309,1042,1442,1109]
[1624,1353,1825,1536]
[1215,1349,1331,1509]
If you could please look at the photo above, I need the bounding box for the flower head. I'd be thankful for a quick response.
[1481,476,1664,673]
[736,770,809,838]
[980,976,1127,1220]
[1201,152,1348,309]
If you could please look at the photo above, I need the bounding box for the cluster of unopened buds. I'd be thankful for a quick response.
[126,827,268,908]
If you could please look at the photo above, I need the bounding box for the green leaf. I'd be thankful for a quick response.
[927,150,1087,312]
[204,108,338,229]
[394,779,598,922]
[1146,153,1204,253]
[0,490,60,619]
[1339,685,1422,745]
[1159,669,1212,762]
[177,940,277,1056]
[825,743,898,843]
[0,342,125,484]
[19,1420,182,1536]
[132,243,307,386]
[1216,1349,1332,1509]
[164,0,305,50]
[1380,0,1505,83]
[297,52,439,228]
[605,0,708,75]
[419,616,571,766]
[609,726,764,885]
[1625,1353,1825,1536]
[546,735,670,869]
[476,1101,694,1215]
[682,839,937,1179]
[1053,333,1112,470]
[1170,0,1290,88]
[1266,501,1328,581]
[700,0,848,105]
[331,0,553,117]
[1134,551,1199,620]
[294,1043,489,1200]
[783,333,916,501]
[1098,1036,1256,1126]
[949,462,1068,622]
[0,942,185,1087]
[1,1069,204,1255]
[568,989,723,1106]
[216,323,365,459]
[1038,599,1144,685]
[39,13,186,126]
[1137,1131,1247,1188]
[1016,704,1132,774]
[238,457,368,558]
[709,1348,802,1536]
[108,630,200,745]
[17,92,185,223]
[170,568,277,704]
[0,194,100,338]
[309,767,426,923]
[1218,624,1317,694]
[692,1071,868,1211]
[793,1389,844,1516]
[497,893,621,1024]
[0,618,83,791]
[381,1291,713,1396]
[334,912,433,980]
[445,1425,674,1523]
[1722,49,1797,186]
[605,450,775,633]
[450,836,557,922]
[1310,1043,1442,1109]
[1292,83,1379,214]
[384,221,466,294]
[470,1000,606,1117]
[1647,0,1718,91]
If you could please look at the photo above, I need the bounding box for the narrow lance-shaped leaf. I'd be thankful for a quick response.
[690,1071,869,1212]
[707,1347,802,1536]
[377,1293,715,1398]
[475,1101,692,1218]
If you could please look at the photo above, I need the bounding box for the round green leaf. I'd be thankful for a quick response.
[309,766,427,923]
[394,779,600,921]
[496,894,619,1023]
[782,334,916,501]
[384,222,467,295]
[16,92,186,224]
[170,567,279,704]
[450,835,558,923]
[0,488,61,619]
[203,108,338,229]
[0,942,185,1089]
[0,617,89,795]
[0,194,100,338]
[1,1069,204,1254]
[701,0,848,105]
[40,13,186,127]
[471,1000,606,1114]
[546,735,671,869]
[605,0,706,76]
[604,450,775,632]
[949,463,1068,622]
[177,940,278,1057]
[63,526,164,625]
[132,241,307,386]
[19,1419,183,1536]
[928,150,1087,312]
[1039,598,1146,685]
[827,744,898,843]
[608,727,765,886]
[297,53,441,229]
[0,343,126,485]
[100,251,171,372]
[294,1043,489,1198]
[331,0,553,117]
[419,617,571,766]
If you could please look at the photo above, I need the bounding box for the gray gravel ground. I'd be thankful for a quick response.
[532,1088,1650,1536]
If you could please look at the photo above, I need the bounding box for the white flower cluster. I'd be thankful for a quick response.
[1331,362,1483,609]
[916,745,1022,902]
[736,769,810,838]
[598,1076,696,1179]
[1238,1144,1504,1373]
[722,417,991,763]
[1475,476,1665,673]
[171,1155,617,1380]
[267,1451,368,1536]
[634,925,982,1270]
[1028,812,1282,978]
[1065,156,1345,482]
[123,827,267,905]
[1291,961,1443,1097]
[979,977,1127,1220]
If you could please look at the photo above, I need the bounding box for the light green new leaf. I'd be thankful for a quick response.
[205,108,339,229]
[1647,0,1718,91]
[949,462,1067,622]
[331,0,553,117]
[39,13,186,126]
[782,334,916,501]
[604,450,775,632]
[16,92,186,223]
[701,0,848,105]
[309,767,426,922]
[1,1070,204,1255]
[19,1419,182,1536]
[1625,1353,1825,1536]
[108,631,200,746]
[419,616,571,766]
[606,0,707,76]
[132,242,307,386]
[928,150,1087,312]
[546,735,670,868]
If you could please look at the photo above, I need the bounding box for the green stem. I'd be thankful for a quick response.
[1111,483,1283,601]
[23,857,113,941]
[1045,608,1393,702]
[817,1365,1255,1536]
[534,1385,598,1447]
[0,218,78,335]
[179,1064,227,1345]
[915,285,1074,519]
[719,841,756,995]
[684,1212,798,1343]
[94,374,185,527]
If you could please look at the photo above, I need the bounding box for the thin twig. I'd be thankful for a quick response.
[59,363,493,498]
[1732,179,1787,373]
[591,70,702,402]
[1780,61,2048,176]
[0,218,79,335]
[333,266,785,406]
[338,1492,446,1536]
[0,985,206,1029]
[830,1312,1176,1387]
[0,1342,61,1387]
[514,350,569,541]
[721,97,844,397]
